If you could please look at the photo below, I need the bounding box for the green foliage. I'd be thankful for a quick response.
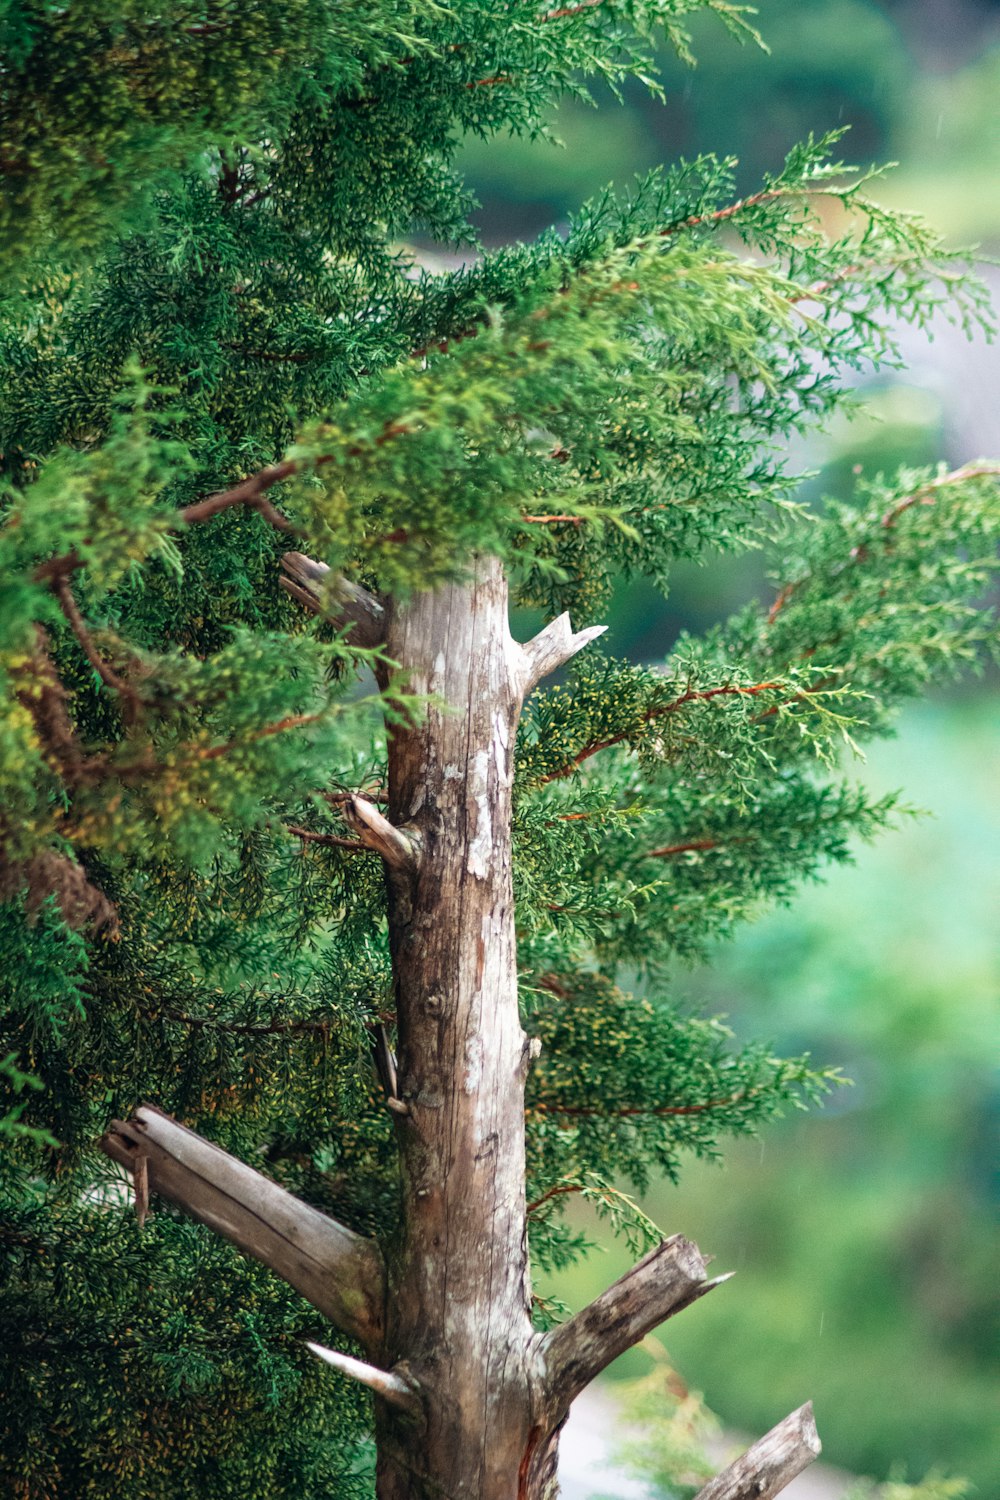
[0,1184,377,1499]
[1,1,998,1494]
[635,701,1000,1493]
[523,972,840,1213]
[608,1336,976,1500]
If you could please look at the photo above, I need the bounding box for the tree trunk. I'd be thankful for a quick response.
[376,555,542,1498]
[101,556,820,1500]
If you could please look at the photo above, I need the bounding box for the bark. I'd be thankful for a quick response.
[692,1404,821,1500]
[375,556,541,1499]
[373,560,733,1497]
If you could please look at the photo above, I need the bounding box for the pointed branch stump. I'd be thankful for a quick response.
[543,1235,726,1412]
[694,1404,822,1500]
[518,611,608,695]
[305,1341,423,1419]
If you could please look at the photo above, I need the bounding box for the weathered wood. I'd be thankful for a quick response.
[305,1341,422,1417]
[279,551,386,648]
[376,555,541,1500]
[100,558,814,1499]
[518,612,608,694]
[101,1105,385,1351]
[542,1236,726,1411]
[344,793,419,871]
[693,1404,822,1500]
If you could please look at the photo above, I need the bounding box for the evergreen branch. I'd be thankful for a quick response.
[522,513,585,525]
[532,1091,749,1119]
[647,837,723,857]
[137,1003,340,1037]
[526,1182,584,1216]
[465,73,512,90]
[177,418,414,535]
[880,462,1000,528]
[223,345,313,364]
[766,462,1000,624]
[50,575,143,724]
[179,463,301,532]
[16,629,101,790]
[786,252,979,312]
[540,0,606,21]
[540,680,786,781]
[192,712,328,764]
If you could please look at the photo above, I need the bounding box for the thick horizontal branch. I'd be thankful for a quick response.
[693,1403,821,1500]
[542,1234,725,1410]
[305,1340,422,1417]
[101,1105,385,1350]
[518,613,608,695]
[280,552,386,649]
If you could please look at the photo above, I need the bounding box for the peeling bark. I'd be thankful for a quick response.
[376,556,540,1499]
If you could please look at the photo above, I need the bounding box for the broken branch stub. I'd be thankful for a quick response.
[101,1105,385,1351]
[693,1403,822,1500]
[518,612,608,695]
[344,794,418,873]
[279,552,386,649]
[543,1234,720,1411]
[304,1341,423,1419]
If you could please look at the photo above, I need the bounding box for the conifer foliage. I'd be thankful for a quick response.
[1,3,998,1497]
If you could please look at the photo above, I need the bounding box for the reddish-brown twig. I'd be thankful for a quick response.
[51,575,143,724]
[540,680,785,782]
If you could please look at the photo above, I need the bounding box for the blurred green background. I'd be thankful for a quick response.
[457,1,1000,1491]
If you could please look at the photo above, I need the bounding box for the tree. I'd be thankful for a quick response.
[1,4,997,1497]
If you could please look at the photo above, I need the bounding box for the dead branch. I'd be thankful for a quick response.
[693,1404,821,1500]
[101,1105,385,1350]
[542,1234,727,1411]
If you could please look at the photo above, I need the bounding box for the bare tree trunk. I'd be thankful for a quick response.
[375,556,540,1498]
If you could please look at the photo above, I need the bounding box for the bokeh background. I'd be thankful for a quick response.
[454,2,1000,1492]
